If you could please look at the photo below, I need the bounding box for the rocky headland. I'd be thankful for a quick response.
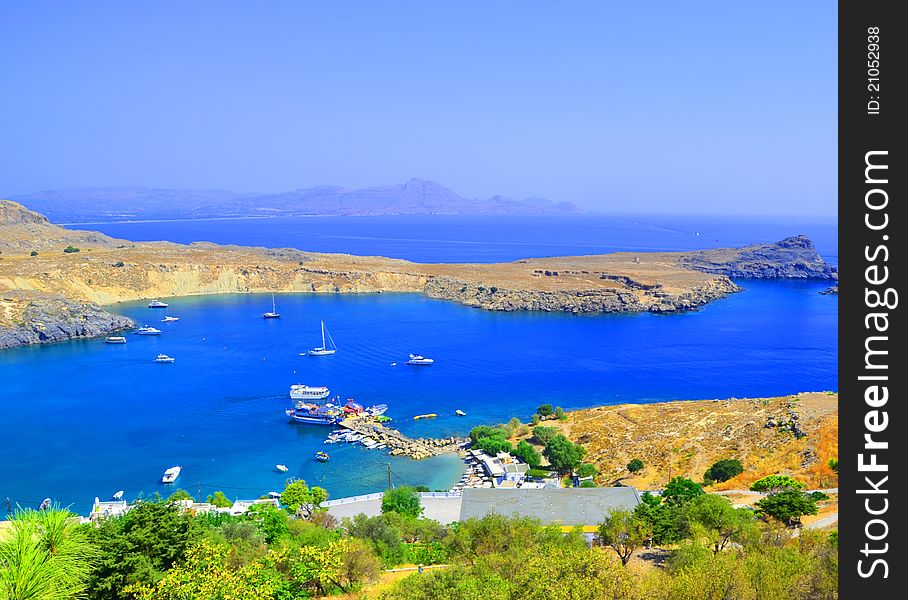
[0,200,837,350]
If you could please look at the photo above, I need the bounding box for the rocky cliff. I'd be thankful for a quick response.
[0,200,835,350]
[0,292,134,350]
[678,235,837,280]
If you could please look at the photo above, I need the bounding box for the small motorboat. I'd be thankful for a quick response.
[161,316,180,323]
[406,354,434,365]
[455,409,466,416]
[113,490,124,500]
[154,354,176,363]
[315,451,330,462]
[105,336,127,344]
[39,498,51,510]
[161,465,182,483]
[267,491,282,500]
[276,464,289,473]
[134,326,162,335]
[148,300,169,308]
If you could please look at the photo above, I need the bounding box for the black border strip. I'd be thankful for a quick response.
[840,0,904,595]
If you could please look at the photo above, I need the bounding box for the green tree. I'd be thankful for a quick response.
[505,417,522,436]
[634,491,681,545]
[63,245,80,253]
[662,476,705,506]
[704,458,744,483]
[827,457,839,474]
[530,413,541,426]
[206,491,233,508]
[280,479,329,518]
[756,490,819,526]
[576,463,599,478]
[597,509,650,566]
[475,435,513,455]
[627,458,645,473]
[381,487,423,518]
[750,475,804,493]
[30,250,38,256]
[86,499,199,599]
[681,494,756,554]
[512,440,541,468]
[0,507,99,600]
[554,406,565,420]
[167,489,193,502]
[542,434,586,473]
[469,425,504,443]
[531,425,558,446]
[536,404,554,417]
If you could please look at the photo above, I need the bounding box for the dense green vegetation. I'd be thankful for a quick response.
[0,474,836,599]
[63,245,80,253]
[703,458,744,483]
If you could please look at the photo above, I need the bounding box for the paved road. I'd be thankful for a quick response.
[806,512,839,530]
[713,488,838,497]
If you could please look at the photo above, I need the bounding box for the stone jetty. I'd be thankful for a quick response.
[339,416,469,460]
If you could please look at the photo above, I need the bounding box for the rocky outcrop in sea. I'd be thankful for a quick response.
[0,293,134,350]
[679,235,838,280]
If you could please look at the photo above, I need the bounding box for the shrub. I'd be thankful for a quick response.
[579,480,597,488]
[30,250,38,256]
[536,404,554,417]
[756,489,818,526]
[750,475,804,493]
[576,463,599,478]
[206,490,233,508]
[530,414,541,426]
[475,435,513,455]
[554,406,566,420]
[112,261,125,267]
[63,245,80,253]
[512,440,541,468]
[167,489,193,502]
[532,426,558,446]
[627,458,644,473]
[381,487,423,518]
[527,469,552,479]
[704,458,744,483]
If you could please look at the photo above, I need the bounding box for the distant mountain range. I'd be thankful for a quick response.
[11,179,580,223]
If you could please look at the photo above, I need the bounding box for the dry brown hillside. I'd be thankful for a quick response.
[535,392,838,490]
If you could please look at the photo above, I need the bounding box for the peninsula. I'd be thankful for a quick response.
[0,200,836,350]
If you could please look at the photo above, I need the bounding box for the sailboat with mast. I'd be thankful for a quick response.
[306,320,337,356]
[262,294,281,319]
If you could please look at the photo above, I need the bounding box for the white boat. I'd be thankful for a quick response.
[276,464,289,473]
[148,300,169,308]
[306,321,337,356]
[106,336,127,344]
[161,316,180,323]
[161,466,181,483]
[154,354,176,363]
[262,294,281,319]
[112,490,124,500]
[290,384,330,400]
[405,353,434,365]
[134,326,162,335]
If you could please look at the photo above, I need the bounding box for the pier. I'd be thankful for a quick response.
[339,415,468,460]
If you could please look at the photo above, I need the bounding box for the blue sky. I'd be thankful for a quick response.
[0,2,836,215]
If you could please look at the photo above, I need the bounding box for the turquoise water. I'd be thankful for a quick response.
[2,280,835,513]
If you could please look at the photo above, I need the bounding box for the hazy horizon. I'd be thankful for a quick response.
[0,2,836,216]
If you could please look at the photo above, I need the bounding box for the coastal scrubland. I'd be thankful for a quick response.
[510,392,838,491]
[0,482,838,599]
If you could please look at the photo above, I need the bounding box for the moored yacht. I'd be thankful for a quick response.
[405,353,434,365]
[161,466,182,483]
[154,354,175,363]
[106,336,127,344]
[148,300,169,308]
[112,490,124,500]
[262,294,281,319]
[285,402,344,425]
[306,321,337,356]
[161,316,180,323]
[134,325,162,335]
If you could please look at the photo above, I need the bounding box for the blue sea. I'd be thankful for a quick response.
[1,215,837,513]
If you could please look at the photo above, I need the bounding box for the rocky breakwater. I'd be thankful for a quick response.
[0,291,134,350]
[678,235,838,280]
[340,416,468,459]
